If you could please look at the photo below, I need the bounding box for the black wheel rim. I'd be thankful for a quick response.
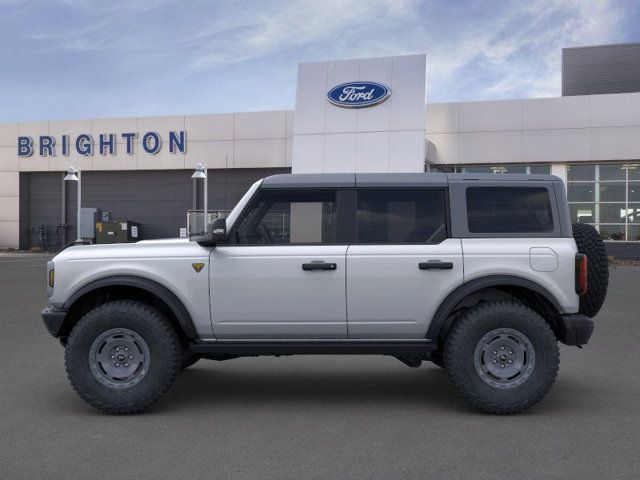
[473,328,536,389]
[89,328,150,389]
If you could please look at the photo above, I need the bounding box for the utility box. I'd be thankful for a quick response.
[117,220,141,242]
[95,220,141,244]
[79,208,100,240]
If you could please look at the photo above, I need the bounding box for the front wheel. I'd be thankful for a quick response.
[65,300,181,414]
[443,301,559,414]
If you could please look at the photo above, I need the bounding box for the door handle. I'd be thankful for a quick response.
[419,260,453,270]
[302,261,337,271]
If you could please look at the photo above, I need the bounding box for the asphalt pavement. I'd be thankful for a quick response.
[1,255,639,479]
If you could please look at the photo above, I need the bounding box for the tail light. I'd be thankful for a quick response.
[575,254,588,295]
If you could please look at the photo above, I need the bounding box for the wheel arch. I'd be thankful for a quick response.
[60,275,198,341]
[427,275,563,341]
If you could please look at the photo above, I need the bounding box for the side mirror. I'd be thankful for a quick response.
[209,217,227,244]
[192,217,227,246]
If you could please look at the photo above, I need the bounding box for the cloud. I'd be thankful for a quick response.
[0,0,636,120]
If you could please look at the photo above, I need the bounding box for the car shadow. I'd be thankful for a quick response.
[155,361,471,414]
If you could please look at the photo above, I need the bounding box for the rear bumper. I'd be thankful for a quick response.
[558,314,594,346]
[41,307,67,338]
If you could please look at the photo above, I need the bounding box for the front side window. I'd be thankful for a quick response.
[233,190,337,245]
[356,189,447,244]
[466,187,554,234]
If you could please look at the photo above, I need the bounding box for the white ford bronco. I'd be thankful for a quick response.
[41,173,609,414]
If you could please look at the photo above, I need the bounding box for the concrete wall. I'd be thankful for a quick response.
[0,112,293,247]
[426,92,640,166]
[292,54,426,173]
[0,123,19,247]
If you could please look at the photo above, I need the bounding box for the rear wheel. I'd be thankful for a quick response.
[65,300,181,414]
[444,301,559,414]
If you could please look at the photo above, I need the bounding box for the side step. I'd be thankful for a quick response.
[190,339,437,357]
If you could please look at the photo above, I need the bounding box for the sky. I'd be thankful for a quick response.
[1,0,639,122]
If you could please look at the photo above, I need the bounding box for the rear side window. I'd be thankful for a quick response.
[466,187,554,233]
[356,189,447,243]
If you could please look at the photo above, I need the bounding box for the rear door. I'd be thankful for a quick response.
[346,188,463,338]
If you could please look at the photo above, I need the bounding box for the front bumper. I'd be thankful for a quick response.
[557,314,594,346]
[41,307,68,338]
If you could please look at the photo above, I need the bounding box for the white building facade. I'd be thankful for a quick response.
[1,46,640,257]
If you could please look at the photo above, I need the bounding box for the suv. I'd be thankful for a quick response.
[41,173,609,414]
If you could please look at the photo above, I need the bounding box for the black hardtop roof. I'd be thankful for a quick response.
[260,172,560,188]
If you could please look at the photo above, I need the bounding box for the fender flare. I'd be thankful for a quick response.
[426,275,563,340]
[63,275,198,338]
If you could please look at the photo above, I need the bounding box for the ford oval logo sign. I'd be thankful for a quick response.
[327,81,391,108]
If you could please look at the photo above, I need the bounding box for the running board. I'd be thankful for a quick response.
[190,339,437,357]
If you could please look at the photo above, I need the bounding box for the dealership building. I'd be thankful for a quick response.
[1,42,640,257]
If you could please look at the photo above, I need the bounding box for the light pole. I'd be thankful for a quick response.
[64,167,82,243]
[191,163,208,233]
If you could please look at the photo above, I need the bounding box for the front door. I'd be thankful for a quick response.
[346,187,464,338]
[210,188,348,339]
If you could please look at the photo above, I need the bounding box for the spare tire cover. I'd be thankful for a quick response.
[572,223,609,317]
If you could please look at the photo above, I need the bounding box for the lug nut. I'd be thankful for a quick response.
[115,363,120,367]
[493,350,497,355]
[492,360,497,364]
[129,355,133,359]
[124,363,129,367]
[509,360,513,364]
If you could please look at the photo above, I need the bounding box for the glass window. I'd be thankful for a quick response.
[499,165,526,174]
[627,204,640,223]
[628,164,640,181]
[233,190,336,245]
[599,204,627,224]
[628,184,640,202]
[599,183,626,202]
[599,163,626,181]
[567,164,595,181]
[627,225,640,241]
[529,164,551,175]
[462,166,493,174]
[599,225,625,241]
[570,203,595,224]
[568,183,595,202]
[356,189,447,244]
[466,187,554,234]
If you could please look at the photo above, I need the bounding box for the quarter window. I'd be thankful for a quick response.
[356,189,447,243]
[466,187,554,234]
[233,190,337,245]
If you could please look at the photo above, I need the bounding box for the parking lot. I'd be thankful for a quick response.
[1,254,639,480]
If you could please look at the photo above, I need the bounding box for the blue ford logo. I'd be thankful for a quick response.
[327,81,391,108]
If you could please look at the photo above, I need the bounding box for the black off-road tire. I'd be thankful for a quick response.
[430,350,444,368]
[572,222,609,317]
[444,301,559,414]
[65,300,181,414]
[180,350,201,371]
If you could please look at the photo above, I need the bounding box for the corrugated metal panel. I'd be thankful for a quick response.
[25,172,65,250]
[563,43,640,96]
[23,168,290,250]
